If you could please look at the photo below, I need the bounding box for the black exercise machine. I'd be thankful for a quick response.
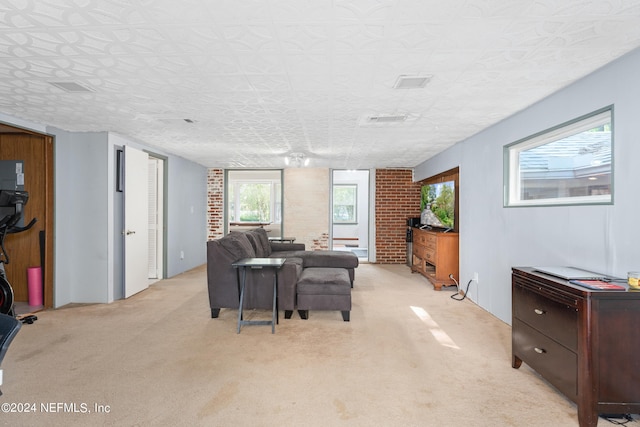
[0,190,37,319]
[0,189,37,395]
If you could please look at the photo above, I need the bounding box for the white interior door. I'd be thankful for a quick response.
[124,146,149,298]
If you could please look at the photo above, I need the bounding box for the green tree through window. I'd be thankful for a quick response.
[238,183,271,222]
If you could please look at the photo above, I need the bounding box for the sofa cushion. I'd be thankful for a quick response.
[300,251,359,269]
[268,250,358,270]
[268,250,306,259]
[270,242,306,252]
[247,228,272,257]
[244,231,266,257]
[217,232,255,261]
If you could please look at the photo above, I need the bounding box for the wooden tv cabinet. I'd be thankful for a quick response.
[410,228,458,290]
[512,267,640,427]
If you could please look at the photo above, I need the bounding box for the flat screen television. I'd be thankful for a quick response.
[420,180,455,231]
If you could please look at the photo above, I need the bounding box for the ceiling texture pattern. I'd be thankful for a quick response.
[1,0,640,168]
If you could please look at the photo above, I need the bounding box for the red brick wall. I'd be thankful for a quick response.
[375,169,422,264]
[207,169,224,240]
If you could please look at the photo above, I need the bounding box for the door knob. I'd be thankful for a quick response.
[125,230,136,235]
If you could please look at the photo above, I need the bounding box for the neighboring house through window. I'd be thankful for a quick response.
[504,106,613,207]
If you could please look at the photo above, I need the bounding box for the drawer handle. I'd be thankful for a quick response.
[534,308,545,315]
[534,347,546,354]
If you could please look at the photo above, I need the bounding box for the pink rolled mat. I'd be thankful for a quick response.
[27,266,43,306]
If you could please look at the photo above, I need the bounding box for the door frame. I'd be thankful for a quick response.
[120,148,168,299]
[330,169,371,262]
[147,153,168,281]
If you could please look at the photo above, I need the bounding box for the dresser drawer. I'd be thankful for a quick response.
[425,233,437,249]
[513,319,577,401]
[414,233,427,246]
[513,283,578,352]
[424,248,436,263]
[413,245,427,259]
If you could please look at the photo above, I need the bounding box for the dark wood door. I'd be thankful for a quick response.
[0,131,54,308]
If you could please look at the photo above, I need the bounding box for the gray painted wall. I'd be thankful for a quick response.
[415,47,640,324]
[165,154,208,277]
[48,129,207,307]
[53,129,112,305]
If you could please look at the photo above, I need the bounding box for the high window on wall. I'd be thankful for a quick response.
[227,171,282,224]
[504,106,613,207]
[333,184,357,223]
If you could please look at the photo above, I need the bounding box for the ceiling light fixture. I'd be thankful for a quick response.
[393,75,432,89]
[285,153,309,167]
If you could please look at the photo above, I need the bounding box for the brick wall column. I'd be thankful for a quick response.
[207,169,224,240]
[375,169,422,264]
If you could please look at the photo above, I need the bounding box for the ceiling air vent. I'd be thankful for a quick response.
[365,114,407,124]
[158,118,198,125]
[393,75,431,89]
[49,81,95,93]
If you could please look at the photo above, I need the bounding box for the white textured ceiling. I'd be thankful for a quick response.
[1,1,640,169]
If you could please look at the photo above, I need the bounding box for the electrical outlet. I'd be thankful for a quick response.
[180,250,185,260]
[473,272,479,283]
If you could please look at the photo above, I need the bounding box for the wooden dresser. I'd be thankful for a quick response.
[512,267,640,427]
[411,228,458,290]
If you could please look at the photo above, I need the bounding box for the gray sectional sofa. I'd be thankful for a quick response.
[206,228,359,320]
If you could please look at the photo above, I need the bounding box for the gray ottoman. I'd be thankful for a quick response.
[297,267,351,321]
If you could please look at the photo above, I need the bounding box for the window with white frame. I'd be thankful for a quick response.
[333,184,357,223]
[228,171,281,224]
[504,107,613,207]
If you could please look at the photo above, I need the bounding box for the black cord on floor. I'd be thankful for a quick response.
[601,414,634,425]
[451,278,473,301]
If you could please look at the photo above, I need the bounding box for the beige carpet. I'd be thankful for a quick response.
[1,264,634,426]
